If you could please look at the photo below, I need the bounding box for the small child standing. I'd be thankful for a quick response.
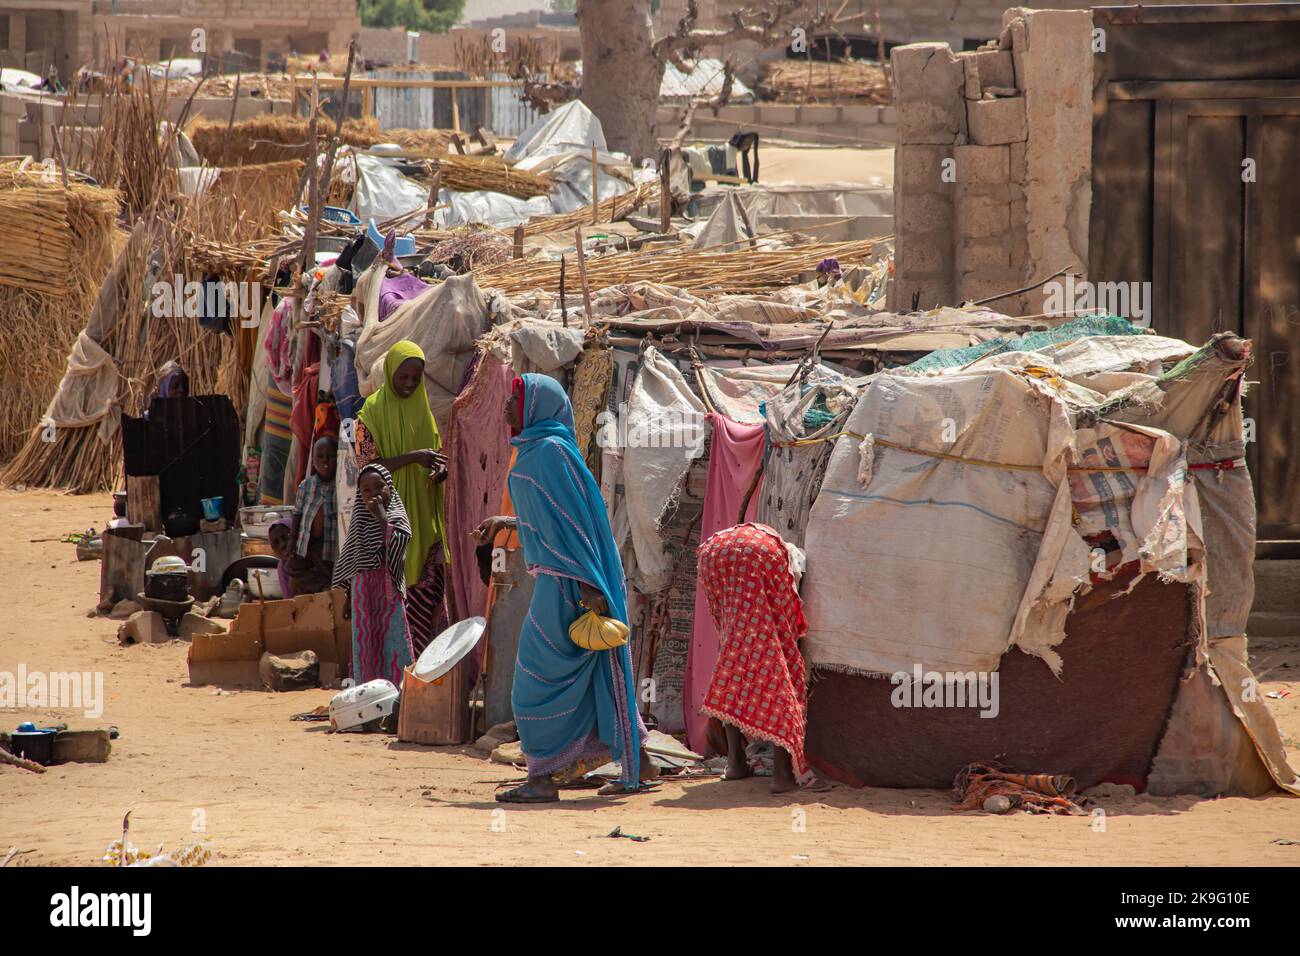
[331,464,414,686]
[289,437,338,594]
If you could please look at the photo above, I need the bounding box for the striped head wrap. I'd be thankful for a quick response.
[331,463,411,593]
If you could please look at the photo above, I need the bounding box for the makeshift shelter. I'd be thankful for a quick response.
[13,72,1291,801]
[799,330,1297,795]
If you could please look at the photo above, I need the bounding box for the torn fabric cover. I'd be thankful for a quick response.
[612,346,706,593]
[802,367,1079,678]
[44,331,121,443]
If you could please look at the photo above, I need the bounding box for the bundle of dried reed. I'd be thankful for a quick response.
[187,159,304,245]
[473,237,880,296]
[0,165,123,463]
[0,189,73,295]
[514,181,657,238]
[425,230,513,270]
[184,234,290,284]
[185,114,383,166]
[758,58,892,104]
[432,155,552,199]
[66,78,182,217]
[453,33,559,79]
[382,127,456,157]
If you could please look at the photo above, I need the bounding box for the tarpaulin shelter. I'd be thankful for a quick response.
[799,330,1297,795]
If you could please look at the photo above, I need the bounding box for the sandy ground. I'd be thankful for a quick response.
[3,487,1300,867]
[757,144,893,186]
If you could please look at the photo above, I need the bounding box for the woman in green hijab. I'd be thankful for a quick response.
[353,341,451,655]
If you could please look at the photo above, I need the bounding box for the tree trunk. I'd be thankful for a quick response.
[577,0,666,162]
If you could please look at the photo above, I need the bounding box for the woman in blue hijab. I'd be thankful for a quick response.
[475,373,653,803]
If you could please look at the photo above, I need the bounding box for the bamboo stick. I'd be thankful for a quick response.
[573,227,593,326]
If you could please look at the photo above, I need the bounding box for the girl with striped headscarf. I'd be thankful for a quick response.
[332,463,413,686]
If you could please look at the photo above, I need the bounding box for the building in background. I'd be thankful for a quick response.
[0,0,361,80]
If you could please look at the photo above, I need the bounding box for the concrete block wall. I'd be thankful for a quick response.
[889,8,1091,314]
[0,91,25,156]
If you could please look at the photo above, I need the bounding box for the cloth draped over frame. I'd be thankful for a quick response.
[259,383,293,505]
[755,382,853,548]
[356,340,450,587]
[290,357,319,489]
[684,411,765,754]
[508,373,643,788]
[613,346,706,593]
[43,331,120,442]
[698,522,813,784]
[444,352,514,625]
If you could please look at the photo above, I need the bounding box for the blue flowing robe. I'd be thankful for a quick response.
[507,374,642,788]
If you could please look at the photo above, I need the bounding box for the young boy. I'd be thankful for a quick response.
[288,437,338,593]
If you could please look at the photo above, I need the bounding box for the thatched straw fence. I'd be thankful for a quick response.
[0,163,124,465]
[185,114,388,166]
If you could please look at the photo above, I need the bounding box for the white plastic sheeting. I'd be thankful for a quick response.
[801,335,1231,680]
[803,368,1080,678]
[440,99,635,227]
[505,99,606,163]
[351,154,429,223]
[659,58,754,102]
[437,189,550,229]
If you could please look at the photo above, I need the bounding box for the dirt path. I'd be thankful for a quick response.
[757,145,894,186]
[2,489,1298,866]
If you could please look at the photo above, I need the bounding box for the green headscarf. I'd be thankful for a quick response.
[356,341,449,587]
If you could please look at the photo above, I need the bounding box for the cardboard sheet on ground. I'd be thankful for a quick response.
[188,590,350,687]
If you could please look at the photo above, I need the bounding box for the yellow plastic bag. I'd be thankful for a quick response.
[568,608,629,652]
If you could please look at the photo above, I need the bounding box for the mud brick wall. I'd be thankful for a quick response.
[889,7,1092,314]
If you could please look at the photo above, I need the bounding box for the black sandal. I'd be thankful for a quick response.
[496,783,560,804]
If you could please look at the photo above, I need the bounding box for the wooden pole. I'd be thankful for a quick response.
[0,748,46,773]
[876,5,889,90]
[658,147,671,235]
[559,254,568,328]
[47,123,70,190]
[513,225,524,259]
[590,142,599,225]
[424,168,441,228]
[573,227,593,327]
[221,71,241,167]
[451,90,461,132]
[317,38,357,205]
[298,79,322,277]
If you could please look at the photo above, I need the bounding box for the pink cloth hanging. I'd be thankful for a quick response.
[444,353,515,622]
[684,411,765,755]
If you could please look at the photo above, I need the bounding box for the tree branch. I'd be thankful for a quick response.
[652,0,830,63]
